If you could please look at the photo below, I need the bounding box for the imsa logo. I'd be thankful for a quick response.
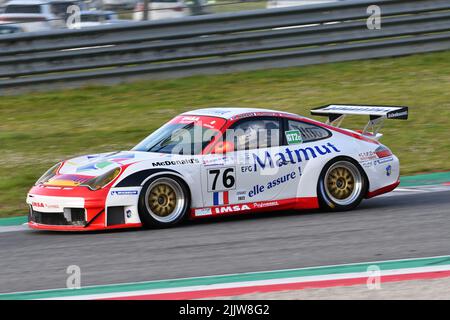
[214,204,251,214]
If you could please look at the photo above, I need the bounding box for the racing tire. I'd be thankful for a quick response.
[138,175,190,228]
[317,157,368,211]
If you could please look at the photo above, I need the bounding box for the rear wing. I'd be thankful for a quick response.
[311,104,408,140]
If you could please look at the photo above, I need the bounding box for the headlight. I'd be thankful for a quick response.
[35,162,62,185]
[82,167,121,191]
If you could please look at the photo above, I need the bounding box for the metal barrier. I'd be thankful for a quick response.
[0,0,449,93]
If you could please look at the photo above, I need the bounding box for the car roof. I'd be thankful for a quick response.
[182,107,301,120]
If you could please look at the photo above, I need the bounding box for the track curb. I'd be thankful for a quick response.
[1,255,449,300]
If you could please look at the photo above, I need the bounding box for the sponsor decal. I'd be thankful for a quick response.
[249,171,297,198]
[361,161,373,168]
[285,130,303,145]
[152,159,200,167]
[325,105,397,113]
[237,190,246,201]
[207,110,231,115]
[203,155,238,167]
[374,156,393,165]
[203,156,227,167]
[213,204,251,214]
[194,208,213,217]
[126,210,133,218]
[32,202,60,210]
[196,200,285,217]
[359,151,378,161]
[230,111,286,121]
[180,116,200,123]
[111,190,139,196]
[230,112,258,121]
[387,110,408,119]
[386,165,392,177]
[203,120,218,129]
[171,115,226,130]
[253,143,340,171]
[241,165,255,173]
[253,201,279,208]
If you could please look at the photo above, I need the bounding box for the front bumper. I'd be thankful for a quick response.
[27,185,142,231]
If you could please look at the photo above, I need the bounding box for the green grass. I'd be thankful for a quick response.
[116,0,266,20]
[210,0,266,14]
[1,51,449,217]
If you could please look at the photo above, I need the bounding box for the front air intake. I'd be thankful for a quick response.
[30,208,86,226]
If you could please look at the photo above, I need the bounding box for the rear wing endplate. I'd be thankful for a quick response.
[311,104,408,140]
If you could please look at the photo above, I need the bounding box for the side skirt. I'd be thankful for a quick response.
[190,197,319,219]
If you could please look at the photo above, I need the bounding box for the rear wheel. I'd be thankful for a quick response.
[318,158,367,211]
[138,176,189,228]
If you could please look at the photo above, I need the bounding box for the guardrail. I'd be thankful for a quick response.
[0,0,449,94]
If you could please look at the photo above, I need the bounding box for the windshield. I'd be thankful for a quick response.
[132,115,226,155]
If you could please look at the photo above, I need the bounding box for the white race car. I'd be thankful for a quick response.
[27,105,408,231]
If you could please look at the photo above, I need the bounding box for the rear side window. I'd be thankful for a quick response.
[286,120,331,144]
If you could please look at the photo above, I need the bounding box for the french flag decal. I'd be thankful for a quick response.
[213,191,229,206]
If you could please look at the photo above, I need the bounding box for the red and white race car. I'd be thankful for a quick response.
[27,105,408,231]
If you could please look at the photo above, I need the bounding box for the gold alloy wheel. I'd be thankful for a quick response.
[326,167,355,200]
[324,161,363,206]
[144,177,186,223]
[148,183,176,217]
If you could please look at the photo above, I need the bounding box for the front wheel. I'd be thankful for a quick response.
[317,158,367,211]
[138,176,190,228]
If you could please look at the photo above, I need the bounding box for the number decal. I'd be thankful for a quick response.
[223,168,235,188]
[209,169,221,191]
[207,167,236,192]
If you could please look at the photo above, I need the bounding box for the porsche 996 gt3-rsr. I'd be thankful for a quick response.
[26,105,408,231]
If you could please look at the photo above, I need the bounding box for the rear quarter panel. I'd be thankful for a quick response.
[295,130,399,198]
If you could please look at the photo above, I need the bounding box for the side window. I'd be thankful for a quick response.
[286,120,331,144]
[228,118,280,151]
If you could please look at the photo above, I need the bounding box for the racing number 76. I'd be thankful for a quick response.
[208,167,236,191]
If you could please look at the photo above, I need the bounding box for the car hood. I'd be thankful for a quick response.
[58,151,176,178]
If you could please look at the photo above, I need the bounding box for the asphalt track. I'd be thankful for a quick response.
[0,190,449,294]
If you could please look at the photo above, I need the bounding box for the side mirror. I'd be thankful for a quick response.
[211,141,235,154]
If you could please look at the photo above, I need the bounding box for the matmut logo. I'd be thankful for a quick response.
[214,204,251,214]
